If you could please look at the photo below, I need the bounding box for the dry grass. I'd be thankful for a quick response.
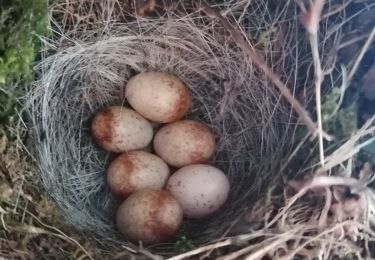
[1,0,374,259]
[30,0,303,247]
[0,125,128,259]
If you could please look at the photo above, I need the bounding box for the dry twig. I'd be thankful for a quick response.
[347,27,375,81]
[300,0,326,167]
[193,0,331,141]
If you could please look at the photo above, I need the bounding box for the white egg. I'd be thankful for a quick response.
[107,151,170,199]
[91,106,153,153]
[153,120,215,167]
[116,189,183,244]
[125,72,191,123]
[166,164,230,218]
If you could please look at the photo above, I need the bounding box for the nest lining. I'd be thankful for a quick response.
[29,3,309,253]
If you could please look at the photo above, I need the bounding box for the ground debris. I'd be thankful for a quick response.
[0,128,129,260]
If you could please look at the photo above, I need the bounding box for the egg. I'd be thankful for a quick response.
[166,164,230,218]
[107,151,170,199]
[91,106,153,153]
[116,189,183,244]
[125,72,191,123]
[153,120,215,167]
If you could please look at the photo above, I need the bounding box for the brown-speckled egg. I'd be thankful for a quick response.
[91,106,153,153]
[166,164,230,218]
[125,72,191,123]
[116,189,183,244]
[107,151,170,199]
[153,120,215,167]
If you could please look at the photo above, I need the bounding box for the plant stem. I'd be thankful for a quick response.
[193,0,331,140]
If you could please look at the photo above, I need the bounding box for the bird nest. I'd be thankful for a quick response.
[28,0,375,258]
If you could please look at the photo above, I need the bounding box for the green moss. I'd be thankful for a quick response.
[173,235,199,253]
[321,87,357,140]
[0,0,49,121]
[322,87,375,164]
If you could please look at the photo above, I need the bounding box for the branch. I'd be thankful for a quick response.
[192,0,331,140]
[167,233,264,260]
[301,0,326,167]
[348,27,375,82]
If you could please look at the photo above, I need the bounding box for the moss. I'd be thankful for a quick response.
[173,235,198,253]
[321,87,357,141]
[0,0,49,122]
[322,87,375,165]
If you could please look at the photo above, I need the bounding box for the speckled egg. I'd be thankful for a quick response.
[91,106,153,153]
[125,72,191,123]
[116,189,183,244]
[153,120,215,167]
[107,151,170,199]
[166,164,230,218]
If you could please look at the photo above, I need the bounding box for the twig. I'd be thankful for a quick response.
[167,233,263,260]
[337,34,370,51]
[267,174,374,229]
[325,136,375,173]
[327,65,347,119]
[218,242,259,260]
[0,207,9,232]
[300,0,326,167]
[322,115,375,172]
[244,235,293,260]
[279,133,310,174]
[219,236,281,260]
[237,0,252,25]
[137,248,163,260]
[17,206,95,260]
[286,220,371,257]
[347,27,375,82]
[192,0,331,140]
[318,187,331,230]
[321,0,351,20]
[166,240,232,260]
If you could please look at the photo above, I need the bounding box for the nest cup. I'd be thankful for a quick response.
[29,14,296,250]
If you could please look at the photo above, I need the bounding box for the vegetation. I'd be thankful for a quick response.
[322,87,357,140]
[0,0,49,121]
[173,235,199,253]
[0,0,374,259]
